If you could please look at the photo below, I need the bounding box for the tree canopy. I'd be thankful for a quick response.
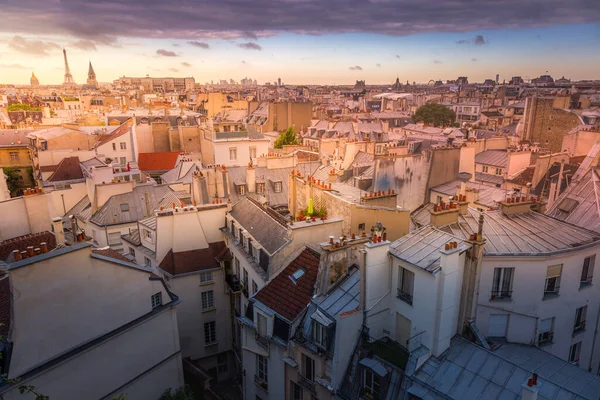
[273,126,300,149]
[7,104,41,112]
[412,104,456,127]
[3,168,21,195]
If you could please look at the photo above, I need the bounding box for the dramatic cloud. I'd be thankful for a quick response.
[1,1,599,42]
[8,36,60,56]
[188,41,210,49]
[71,39,97,51]
[181,62,192,67]
[0,63,30,69]
[376,63,381,67]
[238,42,262,50]
[349,65,363,70]
[169,68,179,72]
[156,49,178,57]
[433,60,442,64]
[456,35,487,45]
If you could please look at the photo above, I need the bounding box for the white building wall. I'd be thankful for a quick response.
[476,249,600,371]
[213,140,269,167]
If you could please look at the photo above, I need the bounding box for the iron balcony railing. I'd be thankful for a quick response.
[254,375,268,392]
[538,331,554,346]
[490,290,512,300]
[298,373,316,394]
[255,332,269,349]
[396,288,413,305]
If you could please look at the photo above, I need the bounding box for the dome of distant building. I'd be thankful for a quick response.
[30,72,39,88]
[391,77,402,91]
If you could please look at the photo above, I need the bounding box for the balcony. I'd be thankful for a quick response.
[538,332,554,346]
[254,375,268,392]
[255,332,269,349]
[490,290,512,300]
[396,288,413,305]
[298,374,316,394]
[226,274,241,293]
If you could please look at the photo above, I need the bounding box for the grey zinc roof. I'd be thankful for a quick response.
[410,336,600,400]
[390,225,470,273]
[313,267,360,316]
[475,172,505,186]
[430,180,510,209]
[547,169,600,233]
[475,150,508,167]
[444,208,600,256]
[229,197,290,255]
[90,185,179,226]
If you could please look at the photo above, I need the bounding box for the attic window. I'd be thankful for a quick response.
[120,203,130,212]
[274,181,282,193]
[558,198,579,213]
[289,268,306,285]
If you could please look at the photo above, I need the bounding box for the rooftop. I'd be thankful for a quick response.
[0,231,57,262]
[158,242,227,276]
[475,150,508,168]
[138,152,181,172]
[47,156,84,182]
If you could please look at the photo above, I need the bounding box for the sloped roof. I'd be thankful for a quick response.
[96,118,133,146]
[411,336,600,400]
[475,172,504,186]
[47,157,84,182]
[158,242,226,275]
[253,247,321,321]
[229,197,290,254]
[0,231,57,262]
[475,150,508,167]
[138,152,181,172]
[506,166,535,186]
[91,247,132,263]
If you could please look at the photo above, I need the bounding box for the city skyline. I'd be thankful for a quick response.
[1,1,600,85]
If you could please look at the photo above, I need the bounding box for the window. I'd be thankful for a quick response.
[363,369,381,399]
[257,354,268,385]
[144,256,151,266]
[358,223,366,231]
[120,203,129,212]
[200,271,213,284]
[217,353,228,374]
[581,256,594,285]
[291,381,303,400]
[482,165,489,173]
[257,312,267,338]
[129,247,135,257]
[235,257,240,278]
[495,168,502,175]
[256,183,265,194]
[569,342,582,364]
[112,143,116,151]
[538,317,554,345]
[151,292,162,308]
[491,267,514,299]
[243,268,249,286]
[237,184,245,195]
[144,229,152,239]
[204,321,217,344]
[120,157,126,165]
[574,306,587,333]
[229,147,237,160]
[120,142,127,150]
[274,181,282,193]
[545,264,562,296]
[201,290,214,310]
[249,146,257,159]
[397,267,414,305]
[9,152,19,162]
[312,320,327,348]
[302,353,315,381]
[252,280,258,295]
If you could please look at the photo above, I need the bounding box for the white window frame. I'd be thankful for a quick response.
[574,306,587,333]
[144,256,151,266]
[482,165,489,173]
[9,152,19,162]
[257,354,268,384]
[204,321,217,345]
[581,256,595,284]
[569,341,582,364]
[249,146,257,159]
[545,264,562,295]
[200,271,214,284]
[120,142,127,150]
[492,267,514,299]
[274,181,282,193]
[312,320,327,348]
[151,292,162,308]
[201,290,215,310]
[302,353,315,381]
[229,147,237,161]
[363,369,381,399]
[538,317,554,345]
[397,266,414,305]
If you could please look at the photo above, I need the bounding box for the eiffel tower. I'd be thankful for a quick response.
[63,48,76,87]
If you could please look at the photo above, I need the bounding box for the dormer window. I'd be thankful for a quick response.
[237,184,245,195]
[274,181,282,193]
[256,183,265,194]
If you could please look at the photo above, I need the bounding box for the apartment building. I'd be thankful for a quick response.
[0,235,184,400]
[113,76,195,92]
[473,149,531,188]
[0,129,34,196]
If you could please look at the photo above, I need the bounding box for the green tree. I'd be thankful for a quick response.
[7,104,41,112]
[3,168,21,194]
[273,126,300,149]
[159,386,195,400]
[412,104,456,127]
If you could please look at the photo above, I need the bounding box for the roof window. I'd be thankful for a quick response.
[289,268,306,285]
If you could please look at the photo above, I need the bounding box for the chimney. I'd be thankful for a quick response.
[246,164,256,193]
[192,171,210,205]
[430,202,460,227]
[500,197,536,216]
[41,242,48,253]
[51,216,65,244]
[328,169,337,182]
[13,249,21,261]
[521,374,539,400]
[27,246,34,257]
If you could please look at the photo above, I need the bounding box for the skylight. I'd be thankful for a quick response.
[289,268,306,285]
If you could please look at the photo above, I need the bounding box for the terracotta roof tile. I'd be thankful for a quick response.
[39,165,58,173]
[96,119,133,146]
[159,242,226,275]
[0,231,57,262]
[47,156,83,182]
[92,247,132,263]
[253,247,321,321]
[138,152,181,172]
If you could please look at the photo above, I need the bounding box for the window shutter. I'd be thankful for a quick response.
[539,318,552,333]
[546,264,562,278]
[259,249,269,274]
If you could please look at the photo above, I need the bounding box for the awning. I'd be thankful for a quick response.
[359,358,388,377]
[311,309,334,327]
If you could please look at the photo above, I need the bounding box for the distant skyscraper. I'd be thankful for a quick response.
[30,72,39,88]
[495,74,499,84]
[278,77,281,86]
[87,61,98,88]
[62,48,76,86]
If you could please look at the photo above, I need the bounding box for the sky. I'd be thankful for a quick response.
[1,0,600,85]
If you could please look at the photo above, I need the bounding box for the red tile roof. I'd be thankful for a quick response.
[0,231,57,262]
[92,247,132,263]
[0,271,10,338]
[39,165,58,173]
[138,152,181,172]
[159,242,227,275]
[253,247,321,321]
[47,156,83,182]
[96,119,133,146]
